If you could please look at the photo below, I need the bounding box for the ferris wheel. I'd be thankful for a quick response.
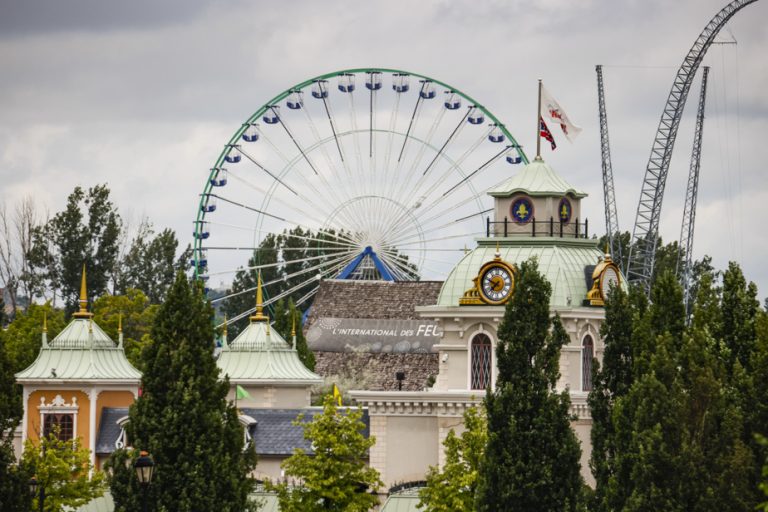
[191,68,529,326]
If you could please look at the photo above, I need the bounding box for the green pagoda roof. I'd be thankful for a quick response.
[15,318,141,383]
[217,321,322,385]
[488,159,587,198]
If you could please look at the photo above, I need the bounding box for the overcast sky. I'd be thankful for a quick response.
[1,0,766,296]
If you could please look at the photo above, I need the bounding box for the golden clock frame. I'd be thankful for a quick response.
[586,250,621,306]
[460,254,517,306]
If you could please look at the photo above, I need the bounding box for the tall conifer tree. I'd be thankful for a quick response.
[0,331,30,512]
[109,272,257,512]
[475,259,583,511]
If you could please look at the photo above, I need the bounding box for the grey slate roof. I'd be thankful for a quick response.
[306,280,443,324]
[241,408,370,456]
[96,407,128,455]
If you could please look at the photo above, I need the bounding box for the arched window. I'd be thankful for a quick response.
[582,335,594,391]
[471,333,492,390]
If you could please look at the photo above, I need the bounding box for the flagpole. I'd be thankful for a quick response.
[536,78,542,160]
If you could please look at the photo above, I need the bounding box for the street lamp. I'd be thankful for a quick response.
[134,451,155,512]
[28,476,44,512]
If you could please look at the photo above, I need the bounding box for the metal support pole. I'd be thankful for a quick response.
[536,79,542,160]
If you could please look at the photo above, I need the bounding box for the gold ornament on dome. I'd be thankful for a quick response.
[586,247,622,306]
[460,248,516,306]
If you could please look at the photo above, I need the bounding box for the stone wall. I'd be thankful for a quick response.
[314,351,438,391]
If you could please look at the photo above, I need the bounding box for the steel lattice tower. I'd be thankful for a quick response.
[677,66,710,313]
[596,65,622,271]
[626,0,758,294]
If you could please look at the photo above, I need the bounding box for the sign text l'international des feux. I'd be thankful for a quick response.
[306,317,442,353]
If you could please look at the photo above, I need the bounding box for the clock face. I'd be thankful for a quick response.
[480,265,514,304]
[601,266,619,300]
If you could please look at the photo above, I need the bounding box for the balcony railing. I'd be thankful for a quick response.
[486,217,589,239]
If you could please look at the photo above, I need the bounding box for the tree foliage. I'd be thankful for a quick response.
[418,406,486,512]
[475,258,583,512]
[20,430,105,512]
[0,329,30,512]
[109,272,257,512]
[267,395,382,512]
[117,219,185,303]
[28,185,121,313]
[272,298,315,371]
[589,268,766,511]
[92,288,158,369]
[2,303,66,373]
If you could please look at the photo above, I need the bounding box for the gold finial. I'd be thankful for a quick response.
[118,313,123,333]
[73,263,92,318]
[603,242,612,261]
[494,242,501,259]
[291,313,296,338]
[249,271,269,322]
[43,311,48,333]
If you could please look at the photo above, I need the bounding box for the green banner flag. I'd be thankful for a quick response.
[236,385,250,400]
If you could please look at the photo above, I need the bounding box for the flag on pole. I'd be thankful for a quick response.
[540,85,582,142]
[236,384,250,400]
[332,383,342,406]
[539,118,557,151]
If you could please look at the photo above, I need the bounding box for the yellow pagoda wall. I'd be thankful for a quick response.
[26,389,91,448]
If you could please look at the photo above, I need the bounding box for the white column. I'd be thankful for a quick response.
[89,388,98,468]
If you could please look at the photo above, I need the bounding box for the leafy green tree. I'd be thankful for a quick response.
[28,185,121,313]
[268,395,382,512]
[592,271,760,511]
[272,299,315,371]
[119,220,182,303]
[109,272,257,512]
[475,259,583,512]
[20,430,105,512]
[0,328,30,512]
[418,406,486,512]
[92,289,158,368]
[2,303,66,373]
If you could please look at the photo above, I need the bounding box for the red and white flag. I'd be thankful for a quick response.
[540,85,582,143]
[539,118,556,150]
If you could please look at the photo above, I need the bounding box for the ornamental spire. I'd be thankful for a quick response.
[118,313,124,349]
[291,312,297,351]
[42,311,48,348]
[249,271,269,323]
[73,263,92,318]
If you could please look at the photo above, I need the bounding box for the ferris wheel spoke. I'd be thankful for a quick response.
[421,107,473,177]
[235,147,299,195]
[389,230,485,248]
[212,250,357,303]
[269,106,321,176]
[317,81,346,163]
[397,81,426,163]
[208,248,355,280]
[441,144,512,198]
[407,125,491,206]
[207,193,288,222]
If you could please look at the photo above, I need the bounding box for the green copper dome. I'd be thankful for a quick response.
[488,159,587,198]
[437,238,602,308]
